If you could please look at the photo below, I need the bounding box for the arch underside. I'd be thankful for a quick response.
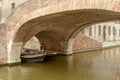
[13,9,120,53]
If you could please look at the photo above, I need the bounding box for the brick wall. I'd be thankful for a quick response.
[72,32,102,53]
[0,23,6,64]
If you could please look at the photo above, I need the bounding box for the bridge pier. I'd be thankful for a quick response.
[67,39,74,54]
[7,42,23,64]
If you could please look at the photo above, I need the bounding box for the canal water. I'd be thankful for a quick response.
[0,47,120,80]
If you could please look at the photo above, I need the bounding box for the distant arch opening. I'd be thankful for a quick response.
[22,36,41,54]
[70,21,120,53]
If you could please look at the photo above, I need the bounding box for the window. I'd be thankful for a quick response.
[119,29,120,36]
[113,27,116,36]
[11,3,15,10]
[108,26,111,35]
[103,25,106,41]
[89,26,92,36]
[98,25,101,35]
[94,25,96,36]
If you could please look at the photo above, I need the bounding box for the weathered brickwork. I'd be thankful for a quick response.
[72,32,102,53]
[35,31,67,53]
[0,23,6,64]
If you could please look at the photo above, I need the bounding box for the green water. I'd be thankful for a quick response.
[0,47,120,80]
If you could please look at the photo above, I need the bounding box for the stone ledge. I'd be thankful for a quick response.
[7,59,21,64]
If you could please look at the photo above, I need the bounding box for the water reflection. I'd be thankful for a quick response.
[0,47,120,80]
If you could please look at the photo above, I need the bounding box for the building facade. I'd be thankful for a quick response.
[84,22,120,43]
[72,21,120,53]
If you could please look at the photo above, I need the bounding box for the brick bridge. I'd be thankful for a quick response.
[1,0,120,64]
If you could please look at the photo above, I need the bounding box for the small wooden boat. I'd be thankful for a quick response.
[21,48,57,62]
[21,54,45,63]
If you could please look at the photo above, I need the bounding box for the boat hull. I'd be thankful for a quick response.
[21,55,45,63]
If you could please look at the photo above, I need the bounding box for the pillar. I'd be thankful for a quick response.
[67,38,74,54]
[7,42,23,64]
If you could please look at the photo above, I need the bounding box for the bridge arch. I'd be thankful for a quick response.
[6,0,120,63]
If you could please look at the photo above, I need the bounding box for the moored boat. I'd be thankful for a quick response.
[21,48,57,62]
[21,53,45,63]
